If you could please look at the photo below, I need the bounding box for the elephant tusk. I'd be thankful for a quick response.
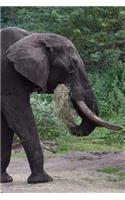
[75,100,123,131]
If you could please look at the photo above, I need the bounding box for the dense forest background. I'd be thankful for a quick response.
[1,7,125,147]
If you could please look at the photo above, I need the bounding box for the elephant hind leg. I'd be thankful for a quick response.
[0,113,14,183]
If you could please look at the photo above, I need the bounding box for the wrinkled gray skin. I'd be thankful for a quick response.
[1,27,99,184]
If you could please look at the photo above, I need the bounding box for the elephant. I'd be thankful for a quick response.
[0,27,122,184]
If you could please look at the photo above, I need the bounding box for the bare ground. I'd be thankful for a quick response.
[1,151,125,193]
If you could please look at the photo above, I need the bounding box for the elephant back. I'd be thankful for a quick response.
[1,27,30,54]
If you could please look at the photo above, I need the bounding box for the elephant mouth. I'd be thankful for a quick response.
[70,100,122,136]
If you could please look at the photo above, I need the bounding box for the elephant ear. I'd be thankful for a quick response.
[6,34,49,92]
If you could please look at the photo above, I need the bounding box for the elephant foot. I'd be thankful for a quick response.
[27,171,53,184]
[0,172,13,183]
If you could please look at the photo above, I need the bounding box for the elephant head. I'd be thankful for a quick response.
[6,32,122,136]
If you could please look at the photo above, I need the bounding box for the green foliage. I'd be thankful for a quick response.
[97,166,121,174]
[97,166,125,181]
[1,7,125,67]
[30,93,68,139]
[88,62,125,117]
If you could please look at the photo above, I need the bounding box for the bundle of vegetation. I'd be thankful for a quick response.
[53,84,80,130]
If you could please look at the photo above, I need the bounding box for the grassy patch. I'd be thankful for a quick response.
[55,136,124,154]
[12,151,26,159]
[118,172,125,180]
[97,166,125,181]
[55,127,125,154]
[97,166,121,174]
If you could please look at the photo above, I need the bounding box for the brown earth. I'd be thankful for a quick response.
[1,151,125,193]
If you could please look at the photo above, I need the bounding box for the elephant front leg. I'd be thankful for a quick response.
[22,139,53,184]
[2,96,53,184]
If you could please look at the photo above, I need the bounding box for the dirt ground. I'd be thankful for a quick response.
[1,151,125,193]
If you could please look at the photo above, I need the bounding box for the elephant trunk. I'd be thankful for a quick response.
[68,55,122,136]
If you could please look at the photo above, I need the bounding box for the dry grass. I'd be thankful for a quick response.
[53,84,79,129]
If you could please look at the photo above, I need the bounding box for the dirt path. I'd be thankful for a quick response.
[1,151,125,193]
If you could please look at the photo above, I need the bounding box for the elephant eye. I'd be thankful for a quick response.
[46,46,54,53]
[50,47,54,52]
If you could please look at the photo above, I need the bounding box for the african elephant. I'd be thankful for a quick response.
[0,27,122,184]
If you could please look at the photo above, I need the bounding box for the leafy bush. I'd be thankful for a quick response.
[30,93,69,139]
[88,61,125,117]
